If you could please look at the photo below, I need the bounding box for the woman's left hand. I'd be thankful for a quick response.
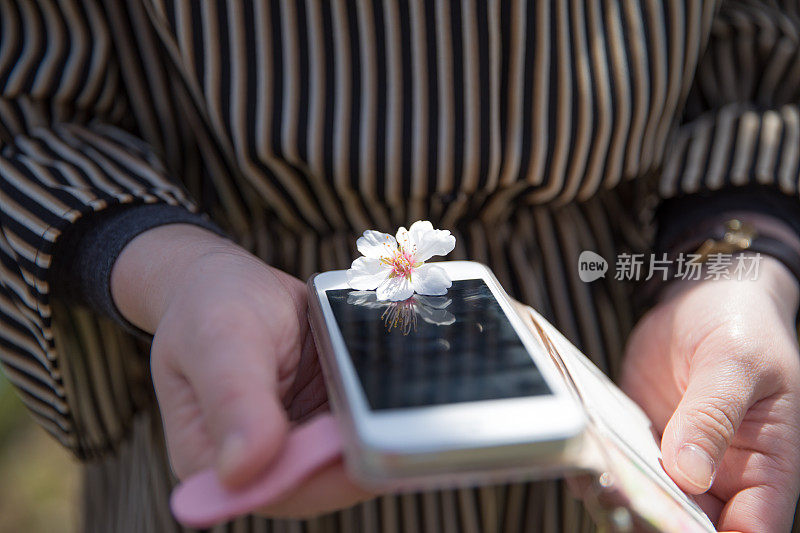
[621,255,800,532]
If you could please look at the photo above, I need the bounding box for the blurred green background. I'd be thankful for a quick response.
[0,371,78,533]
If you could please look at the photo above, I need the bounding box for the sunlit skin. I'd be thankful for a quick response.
[111,225,372,517]
[621,256,800,533]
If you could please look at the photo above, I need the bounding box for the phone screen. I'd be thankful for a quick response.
[325,278,553,411]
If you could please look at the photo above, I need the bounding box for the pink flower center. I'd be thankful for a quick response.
[383,249,417,278]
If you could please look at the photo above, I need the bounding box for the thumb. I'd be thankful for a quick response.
[660,357,758,495]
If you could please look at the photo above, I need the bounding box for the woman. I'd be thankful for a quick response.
[1,0,800,531]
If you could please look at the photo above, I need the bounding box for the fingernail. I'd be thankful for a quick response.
[676,444,715,492]
[217,433,247,478]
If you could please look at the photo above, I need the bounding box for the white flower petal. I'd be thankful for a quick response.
[395,221,428,253]
[395,225,412,252]
[410,263,452,296]
[356,230,397,259]
[376,275,415,301]
[346,257,391,290]
[407,220,434,234]
[400,220,455,262]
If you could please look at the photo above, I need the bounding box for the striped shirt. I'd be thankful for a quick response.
[1,1,800,531]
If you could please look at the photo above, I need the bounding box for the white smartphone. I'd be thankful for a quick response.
[307,261,586,490]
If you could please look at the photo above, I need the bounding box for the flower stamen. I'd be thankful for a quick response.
[382,248,417,278]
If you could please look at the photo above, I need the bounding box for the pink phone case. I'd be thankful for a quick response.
[170,415,342,529]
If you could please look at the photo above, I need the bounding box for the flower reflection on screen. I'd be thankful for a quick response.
[346,291,456,335]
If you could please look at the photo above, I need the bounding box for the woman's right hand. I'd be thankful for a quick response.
[110,224,371,518]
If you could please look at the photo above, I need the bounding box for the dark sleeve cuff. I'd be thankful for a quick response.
[655,185,800,254]
[50,203,227,336]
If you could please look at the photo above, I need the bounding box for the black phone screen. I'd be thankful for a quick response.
[325,278,553,411]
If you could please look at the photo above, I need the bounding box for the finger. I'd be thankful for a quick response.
[691,491,723,525]
[619,310,684,430]
[717,484,796,533]
[256,461,374,519]
[152,359,218,480]
[564,474,594,501]
[660,358,760,495]
[282,329,328,422]
[184,322,289,488]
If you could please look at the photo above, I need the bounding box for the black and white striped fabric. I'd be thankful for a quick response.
[1,1,800,531]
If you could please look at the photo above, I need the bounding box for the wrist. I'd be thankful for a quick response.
[110,224,242,333]
[657,254,799,319]
[758,254,800,320]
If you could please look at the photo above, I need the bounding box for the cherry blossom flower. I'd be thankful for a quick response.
[346,221,456,301]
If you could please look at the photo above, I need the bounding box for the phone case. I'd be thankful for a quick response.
[170,287,716,533]
[511,302,715,532]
